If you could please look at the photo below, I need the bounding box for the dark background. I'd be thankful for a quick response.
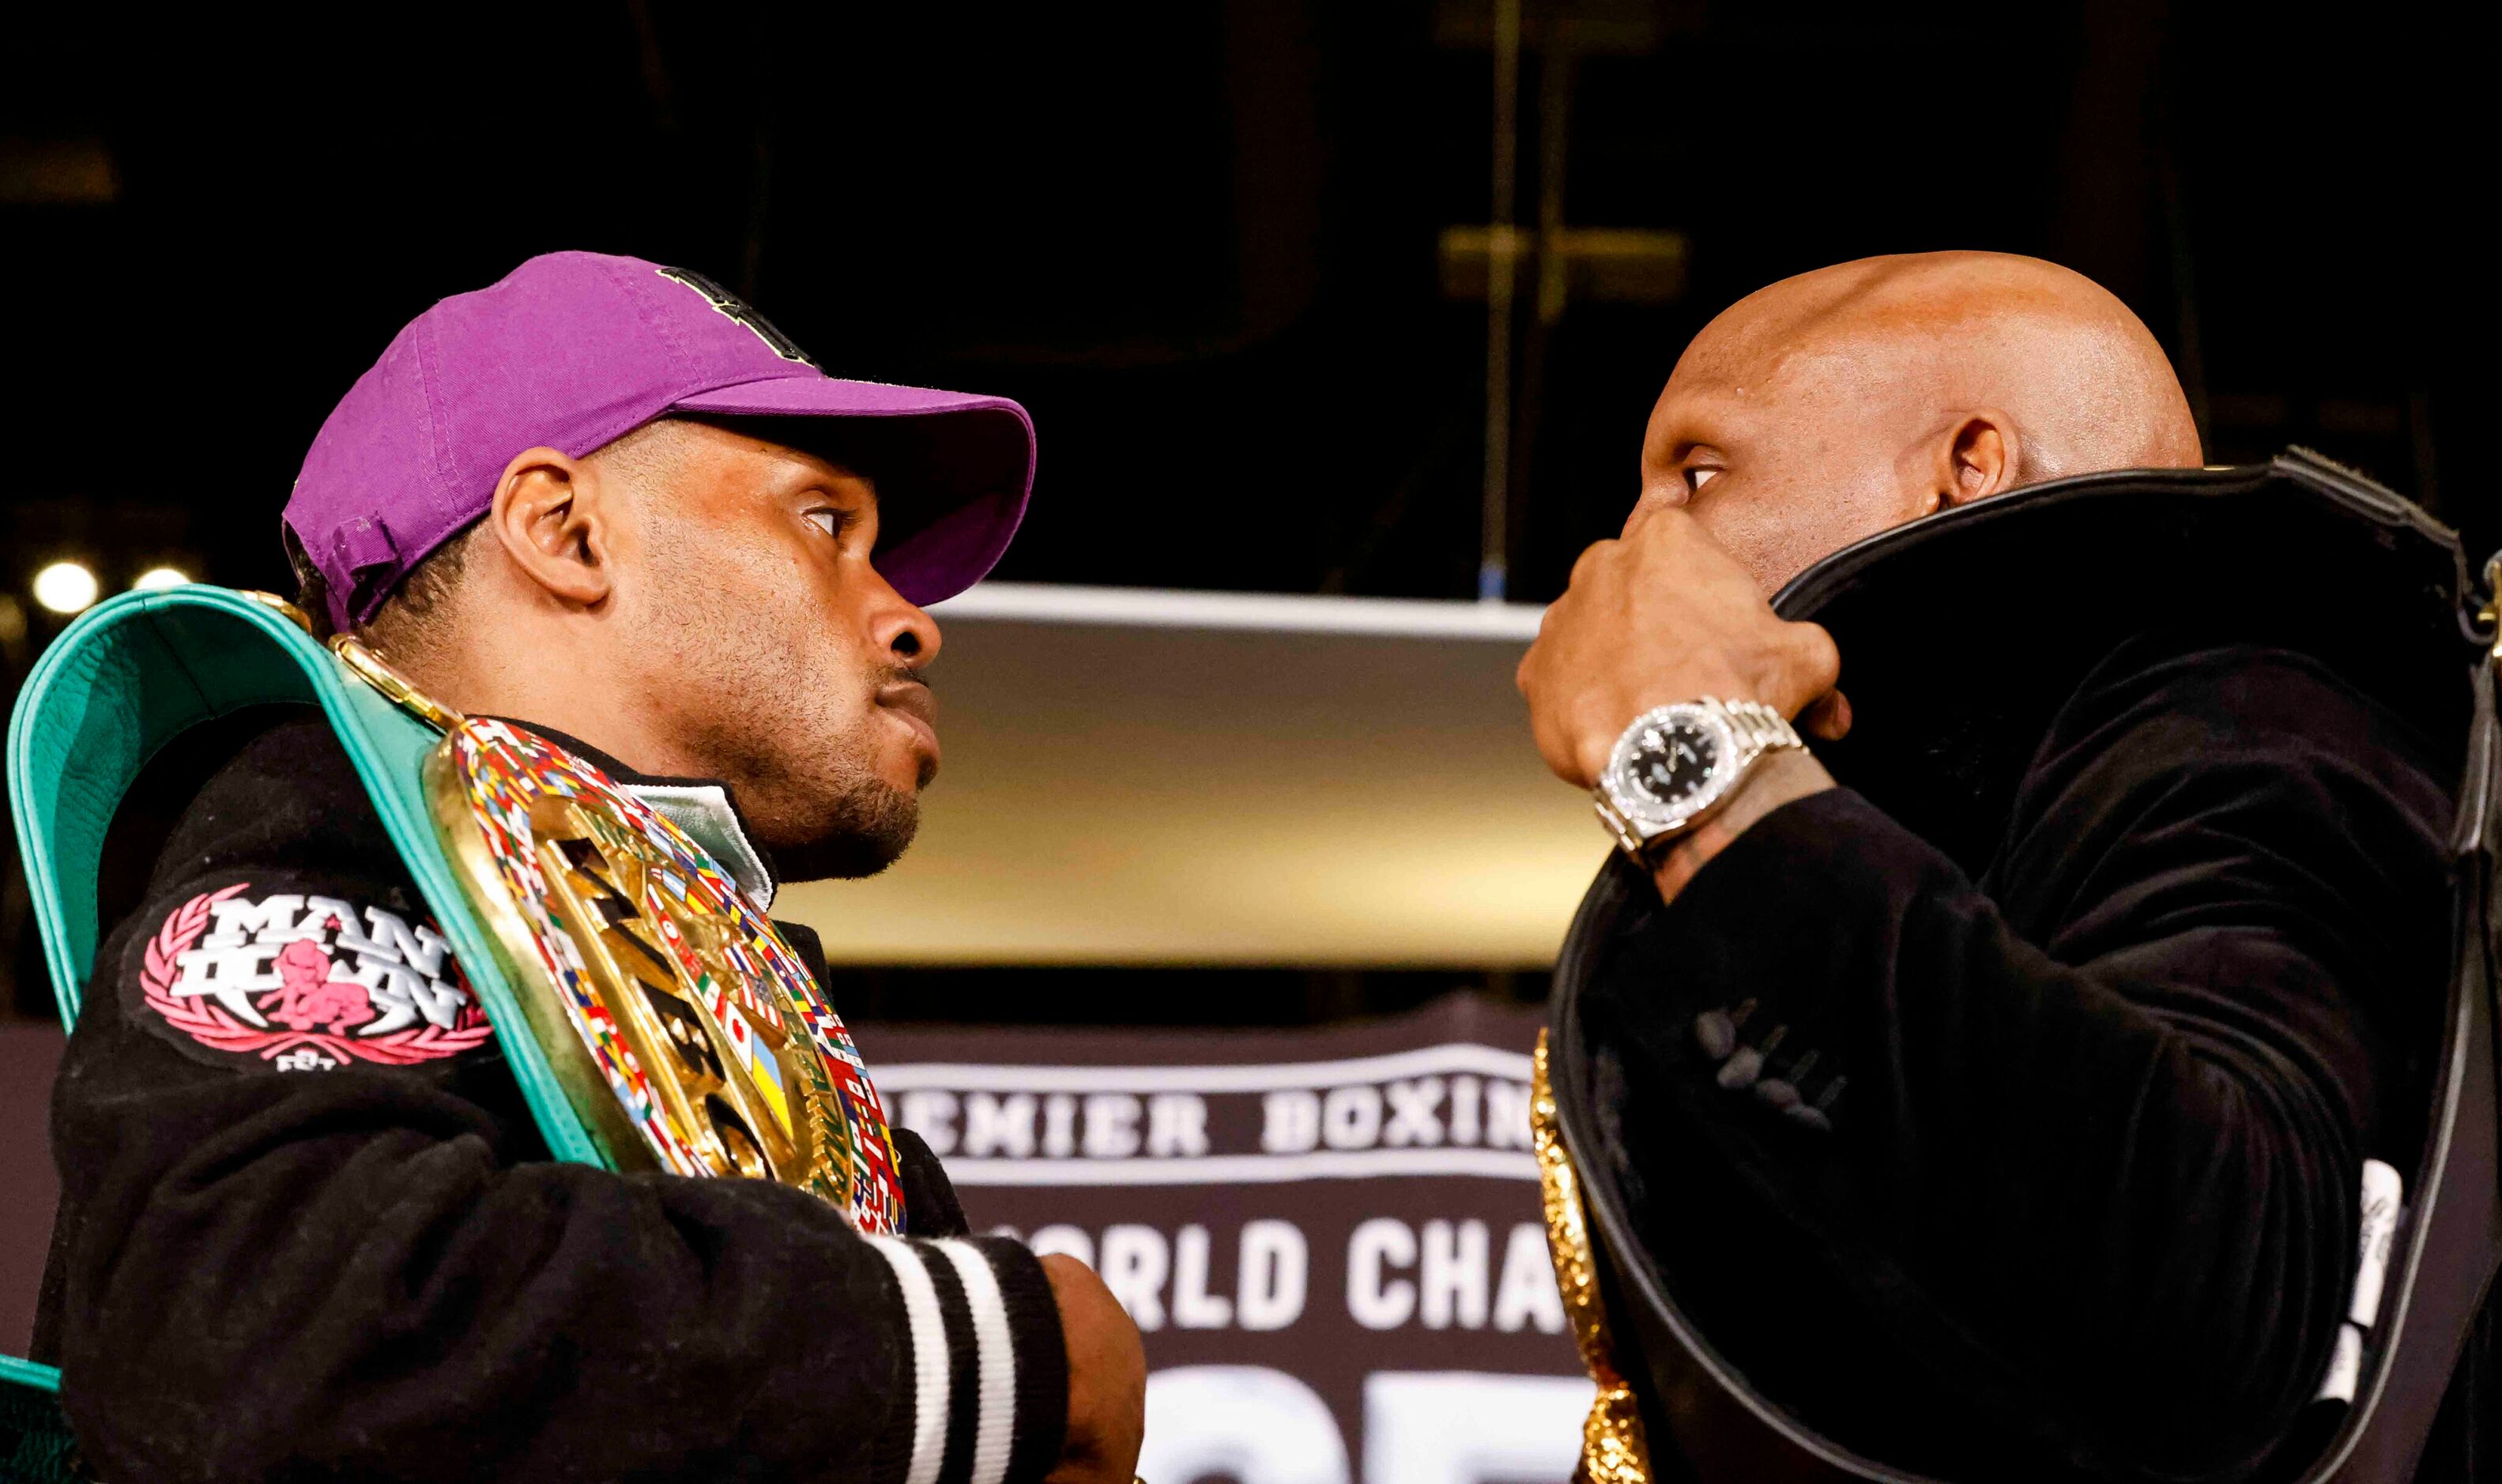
[2,0,2489,1023]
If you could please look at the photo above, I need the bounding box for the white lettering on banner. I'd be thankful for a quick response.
[1448,1074,1482,1146]
[1348,1218,1418,1331]
[1173,1226,1234,1329]
[1493,1221,1568,1334]
[1011,1220,1315,1333]
[1322,1086,1383,1149]
[884,1016,1587,1482]
[1009,1218,1563,1336]
[967,1093,1038,1157]
[1264,1090,1321,1153]
[1139,1367,1352,1484]
[1083,1094,1143,1157]
[1383,1078,1444,1146]
[1238,1220,1309,1331]
[1362,1373,1592,1484]
[1346,1220,1565,1335]
[1147,1093,1211,1155]
[1483,1079,1532,1151]
[1042,1092,1079,1157]
[1005,1216,1551,1341]
[880,1043,1539,1184]
[1420,1221,1490,1330]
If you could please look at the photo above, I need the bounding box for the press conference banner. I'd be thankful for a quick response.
[865,994,1591,1484]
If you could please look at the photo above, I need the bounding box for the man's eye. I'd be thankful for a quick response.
[805,510,848,537]
[1684,466,1723,495]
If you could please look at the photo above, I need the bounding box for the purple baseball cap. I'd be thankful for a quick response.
[284,250,1034,632]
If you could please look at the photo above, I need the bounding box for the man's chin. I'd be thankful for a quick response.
[771,789,921,883]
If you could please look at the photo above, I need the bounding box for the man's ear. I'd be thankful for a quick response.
[486,446,613,608]
[1931,412,2022,510]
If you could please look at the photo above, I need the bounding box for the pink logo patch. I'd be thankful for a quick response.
[140,884,494,1070]
[269,938,375,1033]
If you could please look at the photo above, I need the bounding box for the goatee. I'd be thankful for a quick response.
[771,776,921,882]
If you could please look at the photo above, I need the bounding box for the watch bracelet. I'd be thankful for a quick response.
[1716,697,1803,755]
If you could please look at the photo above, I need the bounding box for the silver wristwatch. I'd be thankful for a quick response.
[1593,698,1806,861]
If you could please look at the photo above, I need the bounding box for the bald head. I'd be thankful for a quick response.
[1639,251,2201,592]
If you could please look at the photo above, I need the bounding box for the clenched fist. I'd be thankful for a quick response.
[1518,499,1848,792]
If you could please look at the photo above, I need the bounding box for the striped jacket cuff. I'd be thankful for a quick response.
[865,1236,1069,1484]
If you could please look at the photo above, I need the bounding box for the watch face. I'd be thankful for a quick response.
[1603,704,1738,831]
[1628,717,1722,809]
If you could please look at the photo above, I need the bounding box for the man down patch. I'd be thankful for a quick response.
[138,884,494,1071]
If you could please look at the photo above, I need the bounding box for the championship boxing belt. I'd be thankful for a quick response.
[1539,448,2502,1483]
[0,584,910,1437]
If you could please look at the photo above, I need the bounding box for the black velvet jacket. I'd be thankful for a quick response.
[1583,633,2495,1481]
[34,711,1067,1483]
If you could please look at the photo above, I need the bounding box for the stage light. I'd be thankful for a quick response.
[32,561,100,615]
[132,566,192,592]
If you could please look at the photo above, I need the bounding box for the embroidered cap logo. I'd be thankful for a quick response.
[656,266,818,367]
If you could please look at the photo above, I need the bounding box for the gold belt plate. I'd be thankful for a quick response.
[424,714,908,1235]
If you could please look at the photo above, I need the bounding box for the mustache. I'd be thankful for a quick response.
[879,665,933,691]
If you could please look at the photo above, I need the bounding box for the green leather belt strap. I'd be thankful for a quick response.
[3,586,618,1395]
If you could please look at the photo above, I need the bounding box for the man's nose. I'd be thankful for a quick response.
[876,592,943,667]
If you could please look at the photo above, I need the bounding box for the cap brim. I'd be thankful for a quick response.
[672,375,1034,606]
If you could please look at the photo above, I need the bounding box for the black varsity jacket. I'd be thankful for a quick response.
[32,709,1068,1483]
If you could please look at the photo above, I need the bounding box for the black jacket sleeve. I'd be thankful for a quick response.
[1586,640,2454,1480]
[39,718,1067,1483]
